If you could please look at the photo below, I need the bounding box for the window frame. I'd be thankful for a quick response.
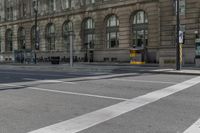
[82,18,95,49]
[46,23,56,51]
[17,27,26,50]
[131,11,148,48]
[5,29,13,52]
[31,25,40,50]
[106,15,119,48]
[63,21,73,50]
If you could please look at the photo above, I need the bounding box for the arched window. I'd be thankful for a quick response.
[83,18,95,49]
[31,25,40,50]
[63,21,73,50]
[132,11,148,48]
[5,29,13,52]
[18,27,26,50]
[46,23,55,50]
[106,15,119,48]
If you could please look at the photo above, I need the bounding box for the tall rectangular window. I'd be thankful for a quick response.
[173,0,185,15]
[180,0,185,15]
[81,0,95,6]
[62,0,71,9]
[0,35,1,52]
[49,0,56,11]
[5,6,13,20]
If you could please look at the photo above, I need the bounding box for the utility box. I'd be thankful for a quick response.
[130,48,145,65]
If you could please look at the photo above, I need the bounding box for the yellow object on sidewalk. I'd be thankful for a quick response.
[130,48,145,65]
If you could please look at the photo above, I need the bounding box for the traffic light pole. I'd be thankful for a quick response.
[176,0,181,70]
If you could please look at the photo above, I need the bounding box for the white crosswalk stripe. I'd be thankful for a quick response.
[183,118,200,133]
[28,76,200,133]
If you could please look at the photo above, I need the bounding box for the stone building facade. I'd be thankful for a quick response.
[0,0,199,65]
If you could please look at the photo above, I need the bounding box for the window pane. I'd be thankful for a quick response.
[84,18,95,49]
[6,29,13,52]
[107,15,119,27]
[106,15,119,48]
[63,21,73,50]
[46,24,55,50]
[18,28,26,49]
[132,11,148,48]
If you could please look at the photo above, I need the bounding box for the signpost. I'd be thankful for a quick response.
[195,39,200,66]
[179,31,184,44]
[195,39,200,57]
[33,0,38,64]
[176,0,181,70]
[179,31,183,65]
[69,31,75,67]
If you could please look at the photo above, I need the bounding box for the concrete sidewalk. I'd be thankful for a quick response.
[0,62,200,75]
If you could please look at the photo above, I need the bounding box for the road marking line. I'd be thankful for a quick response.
[153,69,173,72]
[0,71,138,80]
[111,78,177,84]
[28,87,128,101]
[28,76,200,133]
[183,118,200,133]
[24,78,38,81]
[67,73,138,82]
[36,80,76,85]
[0,84,128,101]
[0,71,69,77]
[23,78,76,85]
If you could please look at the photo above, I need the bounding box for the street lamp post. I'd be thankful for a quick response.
[33,0,38,64]
[176,0,181,70]
[69,31,75,67]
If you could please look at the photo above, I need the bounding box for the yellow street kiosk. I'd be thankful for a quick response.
[130,48,145,64]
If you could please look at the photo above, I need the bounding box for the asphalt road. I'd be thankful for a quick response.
[0,69,200,133]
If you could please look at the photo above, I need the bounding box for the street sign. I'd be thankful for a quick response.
[195,39,200,57]
[179,31,184,44]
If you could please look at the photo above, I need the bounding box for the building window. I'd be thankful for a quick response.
[173,0,185,15]
[179,0,185,15]
[49,0,56,11]
[62,0,71,9]
[86,0,95,5]
[18,27,26,50]
[5,6,13,20]
[132,11,148,48]
[5,29,13,52]
[19,2,27,18]
[63,21,73,50]
[31,25,40,50]
[106,15,119,48]
[80,0,95,6]
[46,23,55,50]
[0,35,1,52]
[83,18,95,49]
